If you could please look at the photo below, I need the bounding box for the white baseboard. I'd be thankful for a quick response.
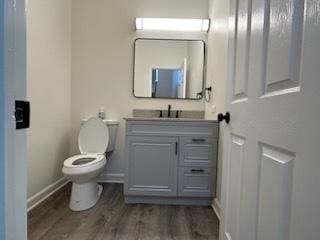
[212,198,221,221]
[99,173,124,183]
[27,177,69,212]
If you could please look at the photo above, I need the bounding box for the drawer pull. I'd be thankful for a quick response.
[192,139,206,142]
[191,169,205,173]
[175,142,178,155]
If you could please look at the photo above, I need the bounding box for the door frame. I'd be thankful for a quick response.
[1,0,27,239]
[0,0,6,237]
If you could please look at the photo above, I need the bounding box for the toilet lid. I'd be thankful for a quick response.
[78,117,109,154]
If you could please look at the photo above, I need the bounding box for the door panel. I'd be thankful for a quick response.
[220,0,320,239]
[233,0,251,101]
[224,135,245,240]
[257,145,294,240]
[262,0,304,95]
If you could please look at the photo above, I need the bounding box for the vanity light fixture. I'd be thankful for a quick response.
[135,18,210,32]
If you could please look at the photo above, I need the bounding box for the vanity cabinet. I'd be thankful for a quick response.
[124,118,218,206]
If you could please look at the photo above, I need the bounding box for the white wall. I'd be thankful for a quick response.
[71,0,208,181]
[134,40,188,97]
[205,0,230,215]
[27,0,72,204]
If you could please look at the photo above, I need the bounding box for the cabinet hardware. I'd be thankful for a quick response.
[192,139,206,142]
[191,169,205,172]
[175,142,178,155]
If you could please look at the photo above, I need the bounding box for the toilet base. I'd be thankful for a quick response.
[69,181,103,211]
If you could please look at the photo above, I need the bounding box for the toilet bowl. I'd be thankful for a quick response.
[62,117,117,211]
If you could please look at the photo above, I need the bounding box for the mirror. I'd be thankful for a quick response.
[133,39,205,100]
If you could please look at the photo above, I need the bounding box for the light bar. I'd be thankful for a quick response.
[135,18,210,32]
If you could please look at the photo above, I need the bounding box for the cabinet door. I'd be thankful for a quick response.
[125,136,178,197]
[178,167,216,197]
[179,136,217,167]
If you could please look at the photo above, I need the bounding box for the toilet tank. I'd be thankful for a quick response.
[103,120,119,152]
[81,118,119,153]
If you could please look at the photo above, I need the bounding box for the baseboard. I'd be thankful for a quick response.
[27,177,69,212]
[212,198,221,221]
[99,173,124,183]
[125,196,212,206]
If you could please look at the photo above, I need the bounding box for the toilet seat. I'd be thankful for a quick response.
[63,154,106,168]
[63,154,107,177]
[63,117,109,171]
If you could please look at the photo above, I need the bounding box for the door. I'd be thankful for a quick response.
[3,0,28,238]
[2,0,28,239]
[220,1,320,240]
[125,136,178,197]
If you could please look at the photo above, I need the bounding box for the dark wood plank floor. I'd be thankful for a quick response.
[28,183,219,240]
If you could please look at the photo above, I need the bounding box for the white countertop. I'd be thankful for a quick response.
[123,117,218,123]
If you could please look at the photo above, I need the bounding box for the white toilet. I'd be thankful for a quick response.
[62,117,118,211]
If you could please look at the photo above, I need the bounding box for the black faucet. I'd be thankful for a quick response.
[167,104,171,118]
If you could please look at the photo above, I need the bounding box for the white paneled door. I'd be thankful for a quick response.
[219,0,320,240]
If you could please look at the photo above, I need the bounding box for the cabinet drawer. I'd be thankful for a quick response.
[178,167,216,197]
[179,136,217,167]
[126,120,218,137]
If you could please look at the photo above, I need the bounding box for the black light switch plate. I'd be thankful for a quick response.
[15,100,30,129]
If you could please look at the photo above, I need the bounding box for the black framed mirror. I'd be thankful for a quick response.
[133,38,205,100]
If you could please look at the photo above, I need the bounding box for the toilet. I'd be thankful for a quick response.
[62,117,118,211]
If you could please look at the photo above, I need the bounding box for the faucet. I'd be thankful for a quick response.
[167,104,171,118]
[175,110,182,118]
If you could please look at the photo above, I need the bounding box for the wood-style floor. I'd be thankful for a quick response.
[28,183,219,240]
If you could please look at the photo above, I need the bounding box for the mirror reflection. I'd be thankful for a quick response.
[133,39,205,99]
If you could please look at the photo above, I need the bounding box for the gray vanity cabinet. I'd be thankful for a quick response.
[125,136,178,196]
[124,118,218,206]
